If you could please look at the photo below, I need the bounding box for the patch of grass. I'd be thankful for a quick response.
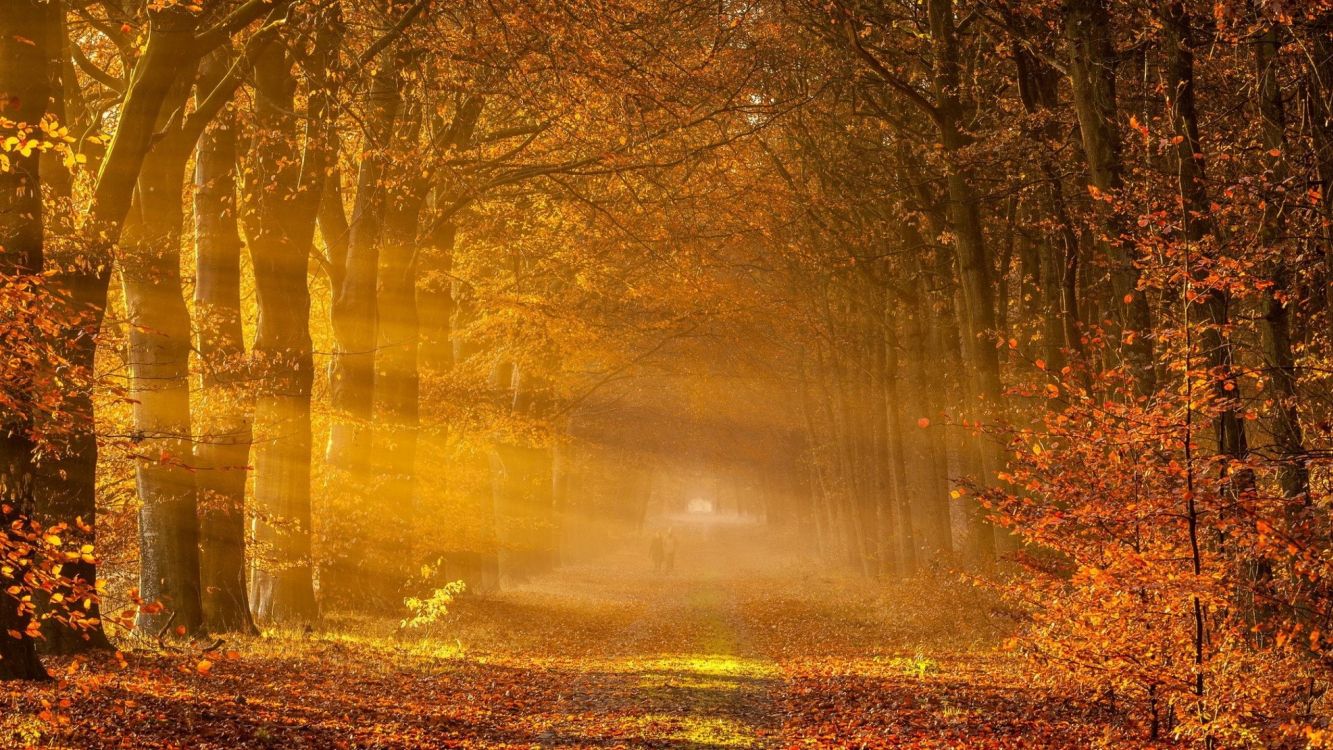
[629,654,776,680]
[625,713,759,748]
[886,651,941,679]
[2,713,45,747]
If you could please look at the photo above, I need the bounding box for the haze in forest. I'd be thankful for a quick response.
[2,1,1333,748]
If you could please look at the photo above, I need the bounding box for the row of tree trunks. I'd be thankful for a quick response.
[794,257,962,577]
[383,90,482,586]
[369,92,482,589]
[1008,25,1082,369]
[118,3,296,636]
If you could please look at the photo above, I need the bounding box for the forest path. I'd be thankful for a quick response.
[3,522,1140,748]
[450,522,792,748]
[537,573,784,748]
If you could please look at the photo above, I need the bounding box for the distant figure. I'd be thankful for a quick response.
[663,528,677,573]
[649,532,665,573]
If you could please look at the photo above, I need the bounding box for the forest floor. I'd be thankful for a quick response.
[2,523,1140,749]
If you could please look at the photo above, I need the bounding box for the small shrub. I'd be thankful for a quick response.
[400,580,468,636]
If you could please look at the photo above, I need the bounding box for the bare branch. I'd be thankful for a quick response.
[357,0,432,65]
[841,19,944,129]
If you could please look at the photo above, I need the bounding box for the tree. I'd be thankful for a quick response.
[1,0,58,681]
[193,48,258,634]
[242,7,339,624]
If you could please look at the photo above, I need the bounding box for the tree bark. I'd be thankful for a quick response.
[868,296,895,577]
[243,19,337,622]
[120,77,207,634]
[37,3,206,652]
[1306,16,1333,328]
[882,297,916,576]
[1063,0,1155,391]
[31,1,113,654]
[318,53,403,604]
[1011,37,1082,367]
[927,0,1005,564]
[902,288,951,563]
[1161,1,1247,463]
[1254,24,1308,507]
[0,0,55,680]
[370,116,428,599]
[193,50,257,634]
[327,58,401,475]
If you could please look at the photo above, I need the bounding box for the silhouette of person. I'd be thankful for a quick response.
[649,532,665,573]
[663,528,677,573]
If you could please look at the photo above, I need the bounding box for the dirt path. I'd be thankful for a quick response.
[2,523,1140,749]
[455,531,787,748]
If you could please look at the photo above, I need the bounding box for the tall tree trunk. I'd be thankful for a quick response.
[321,58,400,603]
[949,281,997,564]
[1307,16,1333,328]
[1255,24,1308,507]
[882,298,916,576]
[1161,0,1245,704]
[118,17,285,637]
[1161,1,1247,463]
[829,339,873,575]
[501,363,562,580]
[927,0,1005,564]
[37,3,206,652]
[550,429,573,566]
[120,92,207,635]
[442,266,499,589]
[1063,0,1155,391]
[243,19,337,622]
[902,289,951,562]
[808,347,847,562]
[868,297,896,577]
[327,61,400,475]
[371,91,484,595]
[193,51,257,634]
[895,218,954,564]
[798,361,834,558]
[373,152,427,599]
[0,0,55,680]
[416,96,482,374]
[1011,38,1082,367]
[418,223,456,373]
[28,0,113,654]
